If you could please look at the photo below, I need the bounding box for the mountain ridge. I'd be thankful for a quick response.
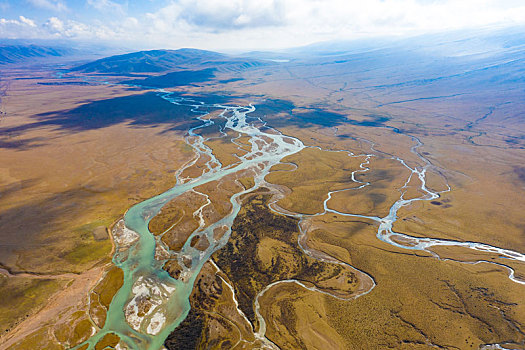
[0,44,77,64]
[71,48,268,75]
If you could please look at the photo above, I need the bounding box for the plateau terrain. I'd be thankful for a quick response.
[1,27,525,350]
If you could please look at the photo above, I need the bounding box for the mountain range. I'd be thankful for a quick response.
[0,44,76,64]
[70,48,268,75]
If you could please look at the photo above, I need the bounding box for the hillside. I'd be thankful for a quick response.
[71,48,267,75]
[279,28,525,131]
[0,44,76,64]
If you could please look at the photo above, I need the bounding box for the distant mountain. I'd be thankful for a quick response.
[0,44,76,64]
[287,26,525,59]
[275,26,525,129]
[71,48,268,75]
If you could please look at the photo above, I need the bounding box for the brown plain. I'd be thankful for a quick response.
[2,48,525,350]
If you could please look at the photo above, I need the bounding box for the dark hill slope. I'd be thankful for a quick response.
[0,44,75,64]
[71,48,267,75]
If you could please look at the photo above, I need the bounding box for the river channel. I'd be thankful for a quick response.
[76,91,525,350]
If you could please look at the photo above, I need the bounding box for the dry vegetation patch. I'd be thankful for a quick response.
[213,191,360,339]
[265,147,365,214]
[307,214,525,349]
[0,71,194,346]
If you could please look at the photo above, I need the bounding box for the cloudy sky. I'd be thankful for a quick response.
[1,0,524,50]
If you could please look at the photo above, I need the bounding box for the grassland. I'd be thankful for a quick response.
[158,62,525,348]
[164,261,259,350]
[213,191,360,336]
[265,147,366,214]
[0,69,194,348]
[0,277,65,335]
[3,40,525,349]
[303,214,525,349]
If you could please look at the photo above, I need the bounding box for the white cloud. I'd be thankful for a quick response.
[131,0,525,49]
[19,15,36,27]
[26,0,67,12]
[0,18,23,26]
[279,0,525,38]
[0,15,37,28]
[42,16,114,39]
[2,0,525,49]
[176,0,285,29]
[44,16,64,33]
[0,16,40,38]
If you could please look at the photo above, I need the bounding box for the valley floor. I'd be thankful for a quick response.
[1,52,525,349]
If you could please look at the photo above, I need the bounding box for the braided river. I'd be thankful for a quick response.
[75,91,525,350]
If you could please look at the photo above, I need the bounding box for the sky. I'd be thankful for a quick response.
[1,0,525,50]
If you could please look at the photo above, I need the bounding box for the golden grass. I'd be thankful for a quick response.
[269,163,296,172]
[4,55,525,349]
[94,332,120,350]
[213,192,360,334]
[259,282,347,349]
[307,214,525,349]
[150,191,206,252]
[7,326,63,350]
[179,153,212,179]
[0,72,193,346]
[88,266,124,328]
[0,277,65,335]
[265,147,365,214]
[393,173,525,252]
[53,311,94,347]
[0,84,193,273]
[237,176,255,191]
[204,137,246,168]
[198,169,254,212]
[327,156,411,217]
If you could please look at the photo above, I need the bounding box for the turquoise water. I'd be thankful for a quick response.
[73,92,525,350]
[74,92,304,350]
